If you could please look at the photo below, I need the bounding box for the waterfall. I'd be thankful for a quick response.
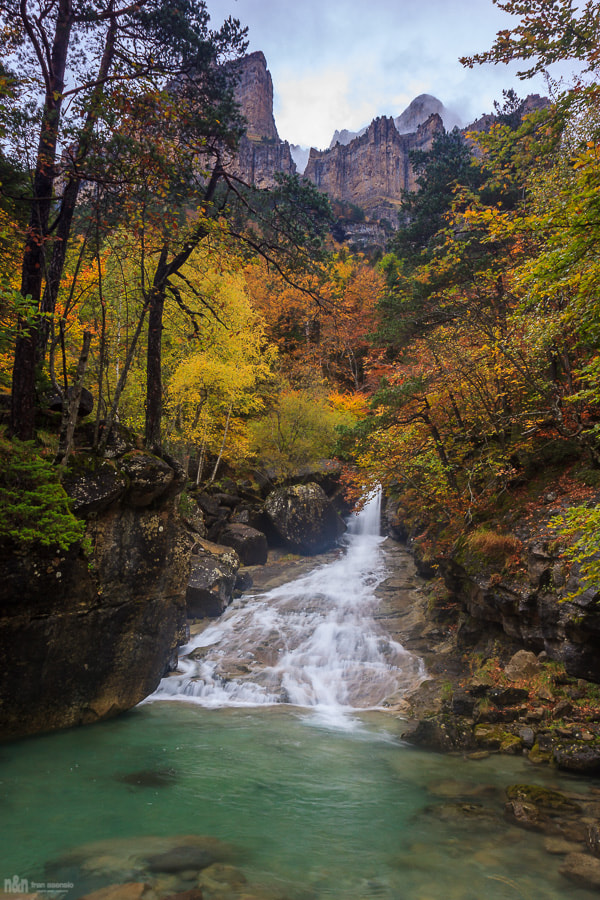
[149,489,425,724]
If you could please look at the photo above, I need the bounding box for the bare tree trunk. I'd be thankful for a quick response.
[98,296,151,454]
[56,330,92,466]
[210,403,232,483]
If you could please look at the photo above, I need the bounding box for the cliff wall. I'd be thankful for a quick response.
[303,114,444,213]
[0,448,193,741]
[226,51,296,188]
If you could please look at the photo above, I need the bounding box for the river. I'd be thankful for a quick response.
[0,494,598,899]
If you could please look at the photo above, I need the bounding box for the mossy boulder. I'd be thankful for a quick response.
[62,458,127,516]
[506,785,581,813]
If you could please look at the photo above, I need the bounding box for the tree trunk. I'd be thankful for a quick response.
[56,330,92,466]
[210,403,232,483]
[144,245,170,452]
[11,0,74,439]
[98,296,151,454]
[38,15,118,365]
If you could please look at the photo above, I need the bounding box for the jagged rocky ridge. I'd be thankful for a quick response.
[227,53,443,222]
[226,52,547,250]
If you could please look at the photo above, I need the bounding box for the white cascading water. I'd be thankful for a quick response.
[150,489,425,724]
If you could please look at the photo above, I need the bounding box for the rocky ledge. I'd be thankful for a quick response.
[370,536,600,776]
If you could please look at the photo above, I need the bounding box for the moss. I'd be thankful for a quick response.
[474,724,513,749]
[177,490,195,518]
[573,466,600,488]
[528,742,551,765]
[505,784,581,813]
[500,733,523,754]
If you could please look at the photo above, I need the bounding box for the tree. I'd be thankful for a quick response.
[141,170,332,451]
[246,251,382,390]
[392,129,482,265]
[460,0,600,78]
[161,248,277,476]
[1,0,247,439]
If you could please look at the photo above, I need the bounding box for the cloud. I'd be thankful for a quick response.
[274,68,377,149]
[207,0,579,147]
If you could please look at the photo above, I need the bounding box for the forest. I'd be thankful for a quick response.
[1,0,600,591]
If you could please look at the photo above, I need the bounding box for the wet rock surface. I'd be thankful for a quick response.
[264,482,346,554]
[186,540,240,618]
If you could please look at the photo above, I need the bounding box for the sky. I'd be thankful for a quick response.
[205,0,575,150]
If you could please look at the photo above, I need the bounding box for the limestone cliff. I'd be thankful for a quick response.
[304,114,444,214]
[229,50,279,141]
[226,51,296,188]
[0,447,193,741]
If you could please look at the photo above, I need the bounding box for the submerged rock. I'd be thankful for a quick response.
[145,844,217,873]
[49,834,232,883]
[77,885,156,900]
[116,768,178,788]
[560,852,600,890]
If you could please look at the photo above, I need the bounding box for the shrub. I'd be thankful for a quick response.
[0,432,85,550]
[466,529,522,562]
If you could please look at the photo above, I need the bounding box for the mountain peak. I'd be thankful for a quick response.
[395,94,462,134]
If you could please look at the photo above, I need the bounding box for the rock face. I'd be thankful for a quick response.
[232,136,296,189]
[226,51,296,188]
[304,114,443,215]
[229,50,278,141]
[0,450,192,742]
[394,93,461,134]
[264,482,346,555]
[446,549,600,682]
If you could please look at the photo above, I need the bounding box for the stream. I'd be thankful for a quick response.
[1,494,599,899]
[149,490,425,722]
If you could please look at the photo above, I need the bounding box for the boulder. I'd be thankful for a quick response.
[553,744,600,774]
[119,452,175,507]
[264,482,346,554]
[62,460,127,515]
[218,523,268,566]
[504,650,541,682]
[45,386,94,418]
[195,493,222,519]
[186,540,240,618]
